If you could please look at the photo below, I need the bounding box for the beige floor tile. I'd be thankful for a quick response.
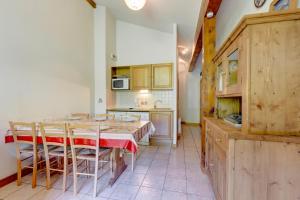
[4,184,43,200]
[29,188,63,200]
[162,190,187,200]
[55,191,82,200]
[187,194,213,200]
[120,173,145,186]
[0,182,25,199]
[166,168,186,179]
[187,180,213,197]
[130,164,149,174]
[142,175,165,190]
[164,177,187,193]
[109,183,139,200]
[135,186,162,200]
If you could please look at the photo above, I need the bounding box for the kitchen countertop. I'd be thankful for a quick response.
[205,117,300,144]
[107,107,174,112]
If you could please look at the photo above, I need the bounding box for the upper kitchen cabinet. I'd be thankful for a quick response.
[131,65,152,90]
[152,63,173,90]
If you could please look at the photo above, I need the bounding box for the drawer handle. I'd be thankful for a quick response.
[216,138,221,142]
[209,163,214,167]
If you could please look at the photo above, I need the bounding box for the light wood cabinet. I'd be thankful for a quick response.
[205,120,228,200]
[112,63,173,91]
[213,11,300,136]
[205,127,214,179]
[215,144,227,200]
[150,111,173,139]
[215,36,242,97]
[152,63,173,89]
[131,65,152,90]
[205,117,300,200]
[205,10,300,200]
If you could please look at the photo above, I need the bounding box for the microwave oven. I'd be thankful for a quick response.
[112,78,130,90]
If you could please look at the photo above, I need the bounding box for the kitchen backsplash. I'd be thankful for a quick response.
[115,90,176,108]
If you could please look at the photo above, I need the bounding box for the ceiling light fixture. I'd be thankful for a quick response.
[206,11,214,18]
[124,0,146,11]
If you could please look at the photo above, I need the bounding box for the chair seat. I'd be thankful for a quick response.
[48,147,71,157]
[77,148,112,161]
[20,147,43,154]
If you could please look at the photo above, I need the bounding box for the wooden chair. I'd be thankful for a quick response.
[71,113,90,120]
[9,122,44,188]
[121,114,141,171]
[95,114,115,120]
[40,122,71,191]
[68,124,113,198]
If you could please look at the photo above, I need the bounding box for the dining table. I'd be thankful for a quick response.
[4,118,154,185]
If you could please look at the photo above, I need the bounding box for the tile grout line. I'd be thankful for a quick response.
[133,146,159,200]
[159,145,171,200]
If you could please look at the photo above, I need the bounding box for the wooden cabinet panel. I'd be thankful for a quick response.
[249,20,300,135]
[152,63,173,89]
[150,112,172,139]
[216,59,226,96]
[131,65,151,90]
[206,125,214,173]
[205,121,228,200]
[215,144,227,200]
[233,140,300,200]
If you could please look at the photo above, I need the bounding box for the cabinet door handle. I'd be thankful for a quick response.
[216,138,221,142]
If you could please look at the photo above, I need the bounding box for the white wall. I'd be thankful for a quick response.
[0,0,94,179]
[94,6,116,114]
[216,0,300,48]
[116,21,174,65]
[178,53,201,124]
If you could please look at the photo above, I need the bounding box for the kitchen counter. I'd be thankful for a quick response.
[205,117,300,144]
[107,107,174,112]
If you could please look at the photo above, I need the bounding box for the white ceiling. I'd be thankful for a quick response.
[95,0,202,62]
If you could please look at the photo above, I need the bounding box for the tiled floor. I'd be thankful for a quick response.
[0,125,214,200]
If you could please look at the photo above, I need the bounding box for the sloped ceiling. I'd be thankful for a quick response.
[95,0,203,62]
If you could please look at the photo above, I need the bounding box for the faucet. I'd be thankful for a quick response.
[154,100,162,109]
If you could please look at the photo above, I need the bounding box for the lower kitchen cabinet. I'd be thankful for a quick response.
[205,118,300,200]
[150,111,173,145]
[214,144,227,200]
[205,121,228,200]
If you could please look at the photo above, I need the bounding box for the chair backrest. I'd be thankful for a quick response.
[39,123,67,147]
[95,114,115,120]
[71,113,90,120]
[68,124,100,151]
[9,121,37,145]
[9,122,38,160]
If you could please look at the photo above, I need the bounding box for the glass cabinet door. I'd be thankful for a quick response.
[227,49,239,86]
[217,63,225,93]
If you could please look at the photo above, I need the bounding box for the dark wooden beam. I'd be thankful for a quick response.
[188,0,209,72]
[189,30,203,72]
[207,0,223,14]
[189,0,222,72]
[86,0,96,8]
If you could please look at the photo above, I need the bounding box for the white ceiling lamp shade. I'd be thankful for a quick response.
[124,0,147,11]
